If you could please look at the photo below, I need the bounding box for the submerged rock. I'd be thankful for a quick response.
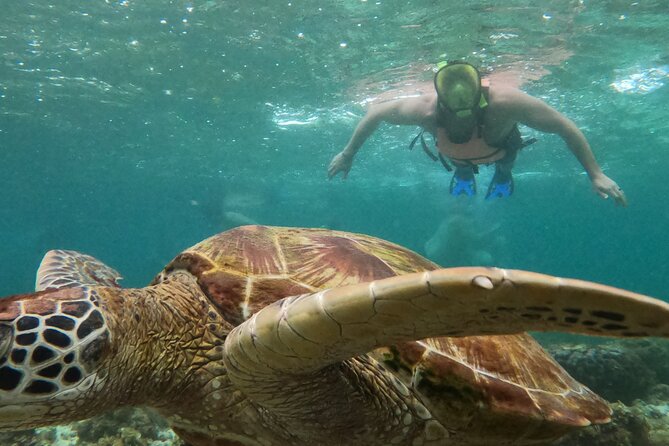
[549,342,656,404]
[550,340,669,445]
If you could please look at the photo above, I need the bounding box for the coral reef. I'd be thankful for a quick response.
[0,408,182,446]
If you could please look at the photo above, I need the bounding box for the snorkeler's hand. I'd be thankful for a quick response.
[592,174,628,207]
[327,151,354,180]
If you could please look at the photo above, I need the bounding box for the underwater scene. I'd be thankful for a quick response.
[1,0,669,445]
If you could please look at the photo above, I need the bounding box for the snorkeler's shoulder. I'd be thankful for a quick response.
[488,84,522,103]
[392,91,437,108]
[381,93,437,121]
[487,85,534,113]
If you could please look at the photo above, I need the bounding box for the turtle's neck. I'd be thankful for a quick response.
[98,273,234,411]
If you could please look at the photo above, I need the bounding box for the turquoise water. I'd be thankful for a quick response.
[1,1,668,297]
[1,0,668,443]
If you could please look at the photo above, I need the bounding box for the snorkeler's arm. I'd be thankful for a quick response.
[342,98,429,156]
[502,89,627,206]
[328,98,429,179]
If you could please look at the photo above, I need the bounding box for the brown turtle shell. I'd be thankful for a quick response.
[152,225,610,440]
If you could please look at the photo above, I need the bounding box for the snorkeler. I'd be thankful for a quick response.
[328,61,627,205]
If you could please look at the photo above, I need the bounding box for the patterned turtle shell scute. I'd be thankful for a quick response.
[153,225,436,326]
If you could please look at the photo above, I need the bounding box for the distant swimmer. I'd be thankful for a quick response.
[328,61,627,206]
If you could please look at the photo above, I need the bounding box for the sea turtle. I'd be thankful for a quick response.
[1,225,668,446]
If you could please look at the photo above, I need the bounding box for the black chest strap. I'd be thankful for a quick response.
[408,130,453,172]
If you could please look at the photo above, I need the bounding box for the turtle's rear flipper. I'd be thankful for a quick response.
[36,249,123,291]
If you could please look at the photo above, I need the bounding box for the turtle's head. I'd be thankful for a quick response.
[0,286,112,430]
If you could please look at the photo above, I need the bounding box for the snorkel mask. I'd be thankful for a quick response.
[434,61,487,143]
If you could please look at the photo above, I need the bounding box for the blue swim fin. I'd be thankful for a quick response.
[450,168,476,197]
[485,169,514,199]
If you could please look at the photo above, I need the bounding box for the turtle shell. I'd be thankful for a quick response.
[152,225,436,326]
[152,225,609,440]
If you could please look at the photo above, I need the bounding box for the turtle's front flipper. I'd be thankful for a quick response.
[225,266,669,387]
[36,250,122,291]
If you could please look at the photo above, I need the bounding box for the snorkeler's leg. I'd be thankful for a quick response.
[450,164,476,196]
